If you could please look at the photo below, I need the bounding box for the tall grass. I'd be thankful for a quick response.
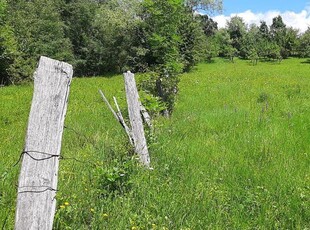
[1,58,309,229]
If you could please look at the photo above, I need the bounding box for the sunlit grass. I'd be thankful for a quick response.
[1,58,309,229]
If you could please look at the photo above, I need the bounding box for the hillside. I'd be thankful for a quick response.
[1,58,309,229]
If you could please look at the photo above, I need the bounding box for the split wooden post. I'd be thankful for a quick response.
[124,71,150,167]
[113,96,134,145]
[98,90,133,146]
[15,56,73,230]
[140,103,152,128]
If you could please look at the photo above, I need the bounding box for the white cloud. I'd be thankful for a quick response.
[212,7,310,33]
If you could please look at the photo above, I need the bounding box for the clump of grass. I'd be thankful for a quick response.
[257,92,269,103]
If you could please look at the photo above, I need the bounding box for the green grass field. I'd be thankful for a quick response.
[1,58,309,229]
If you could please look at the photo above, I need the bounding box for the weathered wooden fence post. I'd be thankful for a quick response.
[124,71,150,167]
[15,56,73,230]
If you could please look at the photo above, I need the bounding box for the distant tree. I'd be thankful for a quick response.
[298,27,310,58]
[139,0,184,113]
[226,16,247,56]
[241,24,260,61]
[215,28,236,61]
[179,8,207,71]
[270,15,294,58]
[259,21,270,40]
[205,36,219,62]
[85,0,140,74]
[270,15,286,35]
[140,0,183,71]
[61,0,141,76]
[265,42,281,61]
[248,48,259,65]
[198,14,218,36]
[255,21,274,60]
[270,15,286,47]
[282,27,299,57]
[61,0,98,76]
[2,0,224,89]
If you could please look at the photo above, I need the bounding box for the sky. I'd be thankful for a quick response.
[211,0,310,33]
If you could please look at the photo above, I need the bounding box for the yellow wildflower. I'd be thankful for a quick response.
[64,202,70,206]
[60,205,65,209]
[90,208,95,212]
[103,213,109,218]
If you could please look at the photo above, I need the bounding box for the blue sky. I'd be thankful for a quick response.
[220,0,308,15]
[211,0,310,33]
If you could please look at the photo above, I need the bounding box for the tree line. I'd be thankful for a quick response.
[1,0,309,112]
[0,0,219,82]
[209,15,310,64]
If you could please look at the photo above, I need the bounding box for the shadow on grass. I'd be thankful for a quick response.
[205,59,216,64]
[301,59,310,64]
[74,71,122,79]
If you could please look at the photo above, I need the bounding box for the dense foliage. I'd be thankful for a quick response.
[0,0,17,85]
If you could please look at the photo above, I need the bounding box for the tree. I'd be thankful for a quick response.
[0,0,17,84]
[139,0,184,114]
[85,0,140,74]
[226,16,247,56]
[259,21,270,40]
[205,35,219,62]
[141,0,183,69]
[254,21,274,60]
[179,8,207,71]
[138,0,222,114]
[7,0,73,83]
[241,24,259,61]
[298,27,310,58]
[61,0,141,76]
[215,28,236,61]
[270,15,286,36]
[198,14,218,36]
[270,15,294,58]
[265,42,281,61]
[282,27,299,57]
[61,0,98,76]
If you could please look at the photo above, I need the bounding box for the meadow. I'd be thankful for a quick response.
[1,58,309,229]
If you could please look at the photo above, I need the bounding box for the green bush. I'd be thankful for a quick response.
[0,0,17,84]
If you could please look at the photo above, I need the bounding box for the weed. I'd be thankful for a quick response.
[257,92,269,103]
